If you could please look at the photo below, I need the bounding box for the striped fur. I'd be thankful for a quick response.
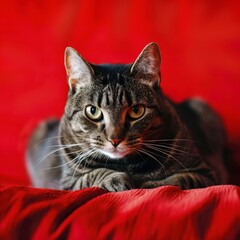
[27,43,228,191]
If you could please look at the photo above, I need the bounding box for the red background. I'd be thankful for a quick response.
[0,0,239,186]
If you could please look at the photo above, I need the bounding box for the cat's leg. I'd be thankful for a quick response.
[26,119,63,189]
[62,167,134,192]
[140,171,217,190]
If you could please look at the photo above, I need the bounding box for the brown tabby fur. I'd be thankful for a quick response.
[26,43,228,191]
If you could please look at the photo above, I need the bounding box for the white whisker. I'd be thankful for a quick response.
[68,148,93,187]
[142,143,192,156]
[46,143,85,148]
[33,141,89,168]
[104,155,111,169]
[32,135,64,148]
[40,154,79,171]
[85,149,99,168]
[68,148,99,188]
[143,144,194,179]
[143,138,195,143]
[69,158,82,188]
[33,145,76,168]
[137,149,168,179]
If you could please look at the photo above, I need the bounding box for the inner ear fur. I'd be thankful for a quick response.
[64,47,94,91]
[130,42,161,85]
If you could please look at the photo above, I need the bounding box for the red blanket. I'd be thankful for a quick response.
[0,1,240,239]
[0,185,239,239]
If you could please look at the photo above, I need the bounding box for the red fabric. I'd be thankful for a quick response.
[0,0,239,185]
[0,1,240,239]
[0,185,239,239]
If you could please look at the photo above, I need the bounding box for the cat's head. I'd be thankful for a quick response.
[62,43,167,161]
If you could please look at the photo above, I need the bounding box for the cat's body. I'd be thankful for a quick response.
[27,43,228,191]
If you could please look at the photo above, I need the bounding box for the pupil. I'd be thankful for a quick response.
[133,106,139,114]
[90,106,96,115]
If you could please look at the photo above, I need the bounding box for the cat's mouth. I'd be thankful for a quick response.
[100,148,131,159]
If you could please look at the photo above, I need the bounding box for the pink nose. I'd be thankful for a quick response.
[110,139,122,147]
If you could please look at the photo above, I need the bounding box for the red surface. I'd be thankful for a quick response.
[0,185,239,239]
[0,0,239,185]
[0,1,240,239]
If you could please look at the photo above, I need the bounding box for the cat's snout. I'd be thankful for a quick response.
[109,138,122,147]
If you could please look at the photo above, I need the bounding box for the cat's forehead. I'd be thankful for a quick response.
[85,81,154,109]
[91,64,132,86]
[74,63,158,108]
[91,64,132,77]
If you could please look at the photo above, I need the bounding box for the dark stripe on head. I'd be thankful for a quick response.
[89,92,95,102]
[97,92,103,107]
[106,92,110,106]
[124,90,133,106]
[100,123,105,132]
[66,110,78,121]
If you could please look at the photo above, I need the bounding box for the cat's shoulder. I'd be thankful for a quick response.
[175,97,226,153]
[28,118,60,150]
[175,97,221,123]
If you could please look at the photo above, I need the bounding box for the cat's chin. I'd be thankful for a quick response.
[100,150,129,159]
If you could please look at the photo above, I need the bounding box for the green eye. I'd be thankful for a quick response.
[85,105,103,121]
[128,105,145,119]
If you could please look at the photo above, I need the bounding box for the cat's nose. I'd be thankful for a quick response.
[110,138,122,147]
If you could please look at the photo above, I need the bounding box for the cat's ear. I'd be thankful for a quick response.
[64,47,94,91]
[130,42,161,85]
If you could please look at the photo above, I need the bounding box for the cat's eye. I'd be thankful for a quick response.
[128,105,145,120]
[85,105,103,121]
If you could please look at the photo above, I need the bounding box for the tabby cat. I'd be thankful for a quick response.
[26,42,228,191]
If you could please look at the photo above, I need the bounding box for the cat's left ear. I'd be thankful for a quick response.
[130,42,161,86]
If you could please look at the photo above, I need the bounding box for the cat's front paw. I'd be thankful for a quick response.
[99,172,134,192]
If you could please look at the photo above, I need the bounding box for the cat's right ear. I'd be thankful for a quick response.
[64,47,94,92]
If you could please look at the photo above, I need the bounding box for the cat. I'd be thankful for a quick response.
[26,42,228,191]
